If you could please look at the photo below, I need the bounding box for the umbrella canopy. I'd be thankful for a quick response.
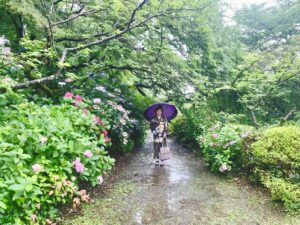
[144,102,178,121]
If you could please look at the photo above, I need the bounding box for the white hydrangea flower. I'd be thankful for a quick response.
[0,36,9,45]
[95,85,107,92]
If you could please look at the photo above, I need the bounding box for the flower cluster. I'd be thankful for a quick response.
[95,85,117,98]
[122,132,129,145]
[0,36,11,56]
[94,116,104,125]
[0,36,9,45]
[219,164,229,173]
[102,129,111,143]
[106,100,132,144]
[198,123,252,173]
[83,150,93,158]
[63,92,83,106]
[95,85,107,92]
[32,164,43,173]
[73,158,85,173]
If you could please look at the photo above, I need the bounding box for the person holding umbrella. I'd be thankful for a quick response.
[144,103,178,166]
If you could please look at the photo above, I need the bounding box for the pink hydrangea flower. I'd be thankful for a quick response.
[93,98,101,104]
[82,109,88,115]
[97,175,104,184]
[102,130,108,136]
[229,140,236,145]
[32,164,42,173]
[72,158,85,173]
[64,92,73,98]
[212,133,219,138]
[2,47,11,55]
[75,95,82,102]
[65,78,73,83]
[104,136,111,143]
[93,116,103,125]
[84,150,93,158]
[219,164,228,173]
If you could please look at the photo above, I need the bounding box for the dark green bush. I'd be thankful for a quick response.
[169,115,199,146]
[170,102,218,147]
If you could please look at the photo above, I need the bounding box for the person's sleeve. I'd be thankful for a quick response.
[150,119,159,135]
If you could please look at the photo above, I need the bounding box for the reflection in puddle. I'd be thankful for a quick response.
[167,189,179,212]
[167,157,190,184]
[133,210,142,224]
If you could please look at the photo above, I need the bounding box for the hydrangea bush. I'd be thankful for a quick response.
[197,122,254,173]
[86,85,144,153]
[0,94,115,224]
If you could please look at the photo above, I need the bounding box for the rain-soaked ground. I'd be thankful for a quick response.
[63,131,300,225]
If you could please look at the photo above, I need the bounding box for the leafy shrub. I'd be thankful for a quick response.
[170,115,198,145]
[250,126,300,212]
[0,95,115,224]
[197,122,254,173]
[251,126,300,171]
[265,178,300,212]
[170,101,217,147]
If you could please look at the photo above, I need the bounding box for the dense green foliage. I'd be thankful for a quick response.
[251,126,300,170]
[250,126,300,212]
[1,0,300,221]
[0,0,224,222]
[0,95,115,224]
[170,0,300,213]
[170,99,217,147]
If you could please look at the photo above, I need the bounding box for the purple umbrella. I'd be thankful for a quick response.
[144,102,178,121]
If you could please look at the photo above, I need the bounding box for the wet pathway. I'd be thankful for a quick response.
[63,131,300,225]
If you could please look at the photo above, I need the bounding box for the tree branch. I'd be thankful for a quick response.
[5,5,209,90]
[231,59,260,87]
[52,7,99,27]
[283,109,295,121]
[59,5,208,63]
[12,71,62,89]
[126,0,149,29]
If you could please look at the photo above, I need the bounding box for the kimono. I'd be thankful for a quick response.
[150,115,169,160]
